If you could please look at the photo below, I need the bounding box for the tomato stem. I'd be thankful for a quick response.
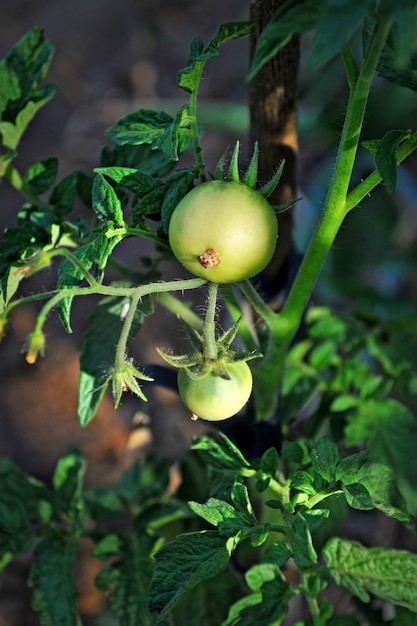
[114,291,142,370]
[252,14,394,420]
[203,282,219,360]
[188,62,207,182]
[29,277,207,339]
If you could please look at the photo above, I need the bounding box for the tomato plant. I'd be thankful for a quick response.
[177,359,253,421]
[169,180,278,283]
[1,4,417,626]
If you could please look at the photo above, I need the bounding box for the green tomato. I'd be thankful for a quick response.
[177,360,253,421]
[168,180,278,283]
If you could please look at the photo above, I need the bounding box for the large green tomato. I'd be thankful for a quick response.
[168,180,278,283]
[177,361,253,421]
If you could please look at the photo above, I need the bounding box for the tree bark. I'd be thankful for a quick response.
[249,0,300,295]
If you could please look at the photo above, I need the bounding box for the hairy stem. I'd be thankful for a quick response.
[253,15,393,419]
[203,282,219,360]
[114,291,142,368]
[31,277,207,337]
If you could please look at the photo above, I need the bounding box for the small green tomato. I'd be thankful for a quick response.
[177,360,253,421]
[168,180,278,283]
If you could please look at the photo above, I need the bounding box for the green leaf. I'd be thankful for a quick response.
[290,513,318,568]
[24,157,58,194]
[29,530,82,626]
[311,437,339,483]
[78,293,153,426]
[106,106,191,161]
[95,533,158,626]
[338,457,412,524]
[371,10,417,91]
[0,28,56,149]
[223,562,295,626]
[115,456,171,509]
[341,483,373,511]
[188,498,236,527]
[56,224,122,332]
[92,173,124,225]
[260,447,280,478]
[374,129,412,193]
[160,166,198,232]
[0,90,56,150]
[192,433,251,472]
[189,483,258,541]
[345,399,417,515]
[324,537,417,611]
[308,0,374,69]
[172,568,243,626]
[178,22,254,94]
[248,0,324,80]
[49,170,79,217]
[94,166,160,196]
[52,448,86,520]
[393,606,417,626]
[0,263,24,312]
[148,530,239,619]
[331,395,359,412]
[0,492,29,534]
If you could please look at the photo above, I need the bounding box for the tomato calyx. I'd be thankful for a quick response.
[157,316,261,382]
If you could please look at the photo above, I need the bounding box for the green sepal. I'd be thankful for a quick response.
[156,347,202,370]
[217,316,243,350]
[242,141,259,189]
[272,196,303,213]
[258,160,285,198]
[227,141,241,183]
[214,145,230,180]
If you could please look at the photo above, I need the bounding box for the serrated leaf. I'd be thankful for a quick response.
[308,0,374,69]
[344,399,417,515]
[106,106,191,161]
[78,293,153,426]
[248,0,324,80]
[0,90,56,150]
[172,568,243,626]
[192,433,251,472]
[223,562,295,626]
[290,513,318,568]
[94,166,160,196]
[374,129,411,193]
[178,22,254,94]
[92,173,124,225]
[324,537,417,611]
[52,448,86,520]
[160,166,198,232]
[0,28,56,149]
[341,482,373,511]
[29,530,82,626]
[115,456,171,509]
[188,498,235,527]
[148,530,238,618]
[311,437,339,483]
[56,224,122,332]
[49,170,79,217]
[95,533,157,626]
[337,456,412,524]
[260,447,280,477]
[24,157,58,194]
[369,11,417,91]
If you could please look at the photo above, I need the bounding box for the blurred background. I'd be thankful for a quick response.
[1,1,417,624]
